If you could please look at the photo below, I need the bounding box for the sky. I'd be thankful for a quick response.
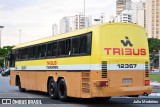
[0,0,142,47]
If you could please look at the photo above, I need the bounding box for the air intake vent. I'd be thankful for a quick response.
[102,61,107,78]
[145,61,149,77]
[82,72,90,93]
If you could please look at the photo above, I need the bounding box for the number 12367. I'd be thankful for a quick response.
[117,64,137,68]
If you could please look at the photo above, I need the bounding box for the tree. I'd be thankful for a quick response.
[0,46,14,67]
[148,38,160,67]
[148,38,160,53]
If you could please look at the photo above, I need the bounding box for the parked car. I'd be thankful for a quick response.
[150,66,154,71]
[1,69,10,76]
[0,69,2,74]
[0,68,5,74]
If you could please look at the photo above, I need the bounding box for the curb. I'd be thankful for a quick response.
[149,93,160,96]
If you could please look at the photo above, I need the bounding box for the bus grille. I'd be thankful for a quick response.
[82,72,90,93]
[102,61,107,78]
[145,61,149,77]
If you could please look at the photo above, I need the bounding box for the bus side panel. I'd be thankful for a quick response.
[28,72,36,90]
[90,27,101,66]
[37,72,47,92]
[19,71,28,89]
[65,72,82,98]
[10,70,17,86]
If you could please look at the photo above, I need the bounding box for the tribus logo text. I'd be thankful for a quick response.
[104,48,146,56]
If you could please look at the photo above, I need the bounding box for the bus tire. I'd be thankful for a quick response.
[48,78,58,99]
[96,97,111,101]
[58,79,68,101]
[18,80,26,92]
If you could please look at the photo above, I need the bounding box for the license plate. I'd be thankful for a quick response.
[122,79,132,83]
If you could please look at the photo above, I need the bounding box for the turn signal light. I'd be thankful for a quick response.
[145,80,150,86]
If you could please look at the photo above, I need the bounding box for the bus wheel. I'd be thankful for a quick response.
[18,80,26,92]
[48,78,58,99]
[58,79,68,101]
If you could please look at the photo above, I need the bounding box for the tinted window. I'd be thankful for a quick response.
[32,47,36,58]
[47,43,52,57]
[37,45,42,58]
[18,49,22,60]
[21,48,28,60]
[58,40,66,55]
[52,42,58,56]
[66,39,71,55]
[86,33,92,54]
[15,32,92,61]
[72,37,80,55]
[29,46,36,59]
[58,39,71,56]
[41,44,46,57]
[80,36,87,54]
[15,50,19,61]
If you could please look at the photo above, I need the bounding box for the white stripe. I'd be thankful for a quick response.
[14,64,148,71]
[10,67,15,70]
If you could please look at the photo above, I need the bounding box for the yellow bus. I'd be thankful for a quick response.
[9,23,152,101]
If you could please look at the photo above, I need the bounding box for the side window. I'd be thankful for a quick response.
[52,42,58,56]
[80,35,87,54]
[58,40,66,56]
[72,37,80,55]
[15,50,19,61]
[14,32,92,60]
[25,48,28,59]
[29,46,36,59]
[58,39,71,56]
[41,44,46,58]
[37,45,42,58]
[29,47,32,59]
[47,43,52,57]
[33,46,36,59]
[21,48,28,60]
[66,39,71,55]
[21,49,24,60]
[18,49,22,60]
[86,33,92,54]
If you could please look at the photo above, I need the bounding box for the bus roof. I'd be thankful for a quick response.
[13,22,144,49]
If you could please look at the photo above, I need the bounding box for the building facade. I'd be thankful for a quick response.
[59,16,71,34]
[59,13,92,33]
[116,0,132,15]
[132,1,146,28]
[74,13,85,30]
[146,0,160,38]
[115,10,132,23]
[85,15,92,27]
[52,24,58,36]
